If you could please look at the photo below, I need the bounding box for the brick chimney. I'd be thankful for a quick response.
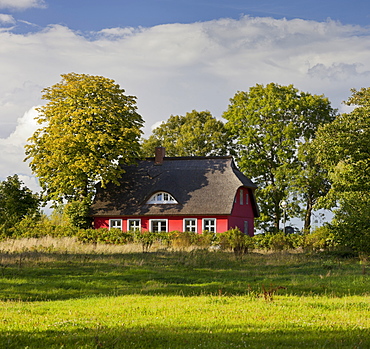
[155,147,165,165]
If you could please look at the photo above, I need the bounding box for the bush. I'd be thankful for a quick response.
[269,233,291,251]
[217,228,254,256]
[64,200,92,229]
[6,215,78,240]
[196,230,217,248]
[303,225,336,252]
[76,228,134,245]
[252,233,271,250]
[133,230,156,252]
[75,228,102,244]
[167,230,194,249]
[252,232,303,251]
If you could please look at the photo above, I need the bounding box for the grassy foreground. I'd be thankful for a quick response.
[0,237,369,348]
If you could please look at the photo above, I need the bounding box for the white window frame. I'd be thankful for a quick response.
[202,218,216,233]
[240,189,243,205]
[127,219,141,231]
[245,193,249,205]
[147,192,178,204]
[109,219,122,230]
[149,219,168,233]
[183,218,197,233]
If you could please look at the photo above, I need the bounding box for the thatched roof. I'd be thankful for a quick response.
[90,156,258,217]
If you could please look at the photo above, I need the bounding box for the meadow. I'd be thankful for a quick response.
[0,237,369,348]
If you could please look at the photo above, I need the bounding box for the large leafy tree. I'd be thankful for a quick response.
[25,73,144,207]
[293,143,331,233]
[223,83,336,232]
[141,110,232,157]
[313,88,370,253]
[0,175,40,235]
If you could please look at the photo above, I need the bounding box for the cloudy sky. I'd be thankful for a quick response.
[1,0,370,194]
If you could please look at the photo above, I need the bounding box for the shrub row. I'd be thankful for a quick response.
[76,226,337,252]
[2,216,337,253]
[0,215,78,239]
[75,229,218,252]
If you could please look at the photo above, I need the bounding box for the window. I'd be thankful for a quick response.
[202,218,216,233]
[184,218,197,232]
[128,219,141,231]
[240,189,243,205]
[244,221,249,235]
[147,192,178,204]
[150,219,168,232]
[245,193,249,205]
[109,219,122,230]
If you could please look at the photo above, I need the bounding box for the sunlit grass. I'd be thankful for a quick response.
[1,295,369,348]
[0,237,369,348]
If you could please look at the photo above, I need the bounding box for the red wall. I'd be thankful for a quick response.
[93,186,255,235]
[94,216,229,233]
[228,187,255,236]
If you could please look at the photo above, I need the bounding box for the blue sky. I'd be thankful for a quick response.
[1,0,370,227]
[3,0,370,33]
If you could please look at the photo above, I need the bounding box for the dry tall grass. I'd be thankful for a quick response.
[0,236,204,267]
[0,236,157,254]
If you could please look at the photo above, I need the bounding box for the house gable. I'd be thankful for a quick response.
[91,155,258,234]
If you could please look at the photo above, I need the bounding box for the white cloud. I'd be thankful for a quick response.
[0,13,15,24]
[1,16,370,184]
[0,106,40,182]
[150,120,165,131]
[96,27,139,39]
[0,0,46,10]
[308,62,370,81]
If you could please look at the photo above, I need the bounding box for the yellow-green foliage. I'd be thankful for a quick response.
[6,214,77,240]
[25,73,144,203]
[76,228,134,245]
[253,232,303,251]
[303,225,336,251]
[217,228,254,255]
[168,230,194,249]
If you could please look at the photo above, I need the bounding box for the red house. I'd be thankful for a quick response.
[91,148,259,235]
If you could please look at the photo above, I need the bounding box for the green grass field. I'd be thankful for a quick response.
[0,238,369,348]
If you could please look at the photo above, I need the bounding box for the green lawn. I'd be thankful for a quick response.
[0,246,369,348]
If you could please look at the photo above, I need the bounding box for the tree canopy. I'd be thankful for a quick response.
[314,87,370,197]
[141,110,232,157]
[25,73,144,204]
[0,175,40,235]
[292,143,331,233]
[313,87,370,253]
[223,83,336,232]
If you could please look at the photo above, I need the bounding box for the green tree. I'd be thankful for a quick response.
[223,83,336,232]
[313,87,370,254]
[25,73,144,219]
[141,110,232,157]
[0,175,40,236]
[293,142,331,233]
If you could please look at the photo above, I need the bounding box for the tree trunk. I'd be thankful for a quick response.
[303,198,313,234]
[274,201,280,233]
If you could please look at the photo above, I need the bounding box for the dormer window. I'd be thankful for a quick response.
[146,192,178,204]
